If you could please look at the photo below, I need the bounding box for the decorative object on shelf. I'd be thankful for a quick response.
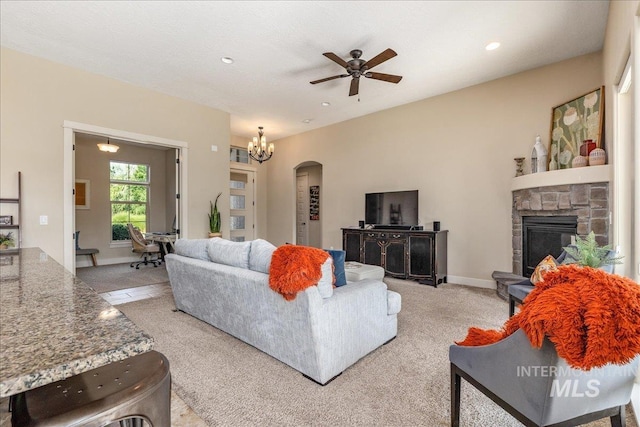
[549,86,604,170]
[0,232,15,250]
[248,126,274,164]
[571,155,588,168]
[548,157,558,171]
[97,137,120,153]
[208,192,222,238]
[0,215,12,225]
[589,148,606,166]
[309,186,320,220]
[514,157,525,177]
[530,135,547,173]
[579,139,596,157]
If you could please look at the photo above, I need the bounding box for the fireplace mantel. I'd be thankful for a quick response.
[511,165,611,191]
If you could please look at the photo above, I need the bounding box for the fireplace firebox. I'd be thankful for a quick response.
[522,216,577,276]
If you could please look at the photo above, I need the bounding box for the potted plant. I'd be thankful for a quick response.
[562,231,623,269]
[208,192,222,238]
[0,232,15,250]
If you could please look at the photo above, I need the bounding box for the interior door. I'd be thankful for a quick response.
[296,173,309,245]
[229,169,255,242]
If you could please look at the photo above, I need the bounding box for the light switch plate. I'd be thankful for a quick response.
[39,215,48,225]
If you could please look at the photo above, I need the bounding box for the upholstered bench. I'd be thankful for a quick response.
[345,261,385,282]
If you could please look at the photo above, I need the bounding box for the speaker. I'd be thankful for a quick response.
[358,220,365,229]
[433,221,440,232]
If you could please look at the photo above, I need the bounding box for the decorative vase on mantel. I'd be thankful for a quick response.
[589,148,606,166]
[514,157,525,177]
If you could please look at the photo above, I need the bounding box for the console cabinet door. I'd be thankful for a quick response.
[408,234,434,279]
[363,237,383,267]
[385,239,407,277]
[343,231,362,262]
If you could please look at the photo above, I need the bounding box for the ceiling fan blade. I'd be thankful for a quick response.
[365,72,403,84]
[310,74,349,84]
[323,52,349,68]
[349,78,360,96]
[363,48,397,70]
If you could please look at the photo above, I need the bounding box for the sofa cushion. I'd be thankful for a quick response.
[175,239,210,261]
[325,249,347,287]
[249,239,277,274]
[387,290,402,315]
[317,257,334,298]
[207,237,251,269]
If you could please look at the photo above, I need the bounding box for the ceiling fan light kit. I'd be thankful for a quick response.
[310,48,403,96]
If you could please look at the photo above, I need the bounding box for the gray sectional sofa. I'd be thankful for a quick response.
[165,238,401,385]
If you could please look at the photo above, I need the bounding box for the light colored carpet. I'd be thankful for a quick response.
[117,279,637,427]
[77,262,169,293]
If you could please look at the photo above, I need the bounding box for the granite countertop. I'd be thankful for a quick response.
[0,248,154,398]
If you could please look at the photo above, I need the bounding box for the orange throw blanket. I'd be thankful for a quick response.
[269,245,330,301]
[457,265,640,370]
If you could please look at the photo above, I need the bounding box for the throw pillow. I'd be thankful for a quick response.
[530,254,558,284]
[207,237,251,269]
[175,239,210,261]
[248,239,277,274]
[325,249,347,287]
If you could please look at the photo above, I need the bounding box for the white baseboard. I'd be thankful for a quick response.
[447,275,496,289]
[76,256,139,269]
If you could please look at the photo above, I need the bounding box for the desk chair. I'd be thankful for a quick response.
[127,224,162,269]
[75,231,99,267]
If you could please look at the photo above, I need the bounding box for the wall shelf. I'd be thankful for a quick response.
[511,165,611,191]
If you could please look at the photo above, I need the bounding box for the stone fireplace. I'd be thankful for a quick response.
[510,166,611,277]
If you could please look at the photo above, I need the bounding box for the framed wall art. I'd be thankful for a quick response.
[548,86,604,170]
[0,215,12,225]
[309,185,320,221]
[75,179,90,209]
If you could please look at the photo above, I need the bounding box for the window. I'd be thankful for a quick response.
[110,161,150,241]
[230,146,249,164]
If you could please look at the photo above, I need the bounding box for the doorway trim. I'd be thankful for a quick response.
[63,120,189,273]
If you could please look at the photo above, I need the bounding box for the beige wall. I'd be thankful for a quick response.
[75,136,173,266]
[266,52,603,286]
[0,47,231,265]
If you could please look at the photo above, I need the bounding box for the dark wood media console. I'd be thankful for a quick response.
[342,228,448,287]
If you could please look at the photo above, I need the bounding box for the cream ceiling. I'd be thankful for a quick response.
[0,1,609,141]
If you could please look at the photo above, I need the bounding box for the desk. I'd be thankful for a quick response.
[144,233,177,259]
[0,248,154,398]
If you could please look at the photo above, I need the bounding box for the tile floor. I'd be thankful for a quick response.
[99,282,173,305]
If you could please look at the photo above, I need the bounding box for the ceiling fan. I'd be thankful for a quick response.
[310,48,403,97]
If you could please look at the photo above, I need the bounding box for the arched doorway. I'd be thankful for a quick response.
[294,161,323,247]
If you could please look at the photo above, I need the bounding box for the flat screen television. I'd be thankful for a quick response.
[365,190,418,226]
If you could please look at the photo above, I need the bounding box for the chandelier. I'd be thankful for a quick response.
[97,137,119,153]
[248,126,274,164]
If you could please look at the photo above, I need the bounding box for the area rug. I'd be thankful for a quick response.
[76,262,169,293]
[117,279,637,427]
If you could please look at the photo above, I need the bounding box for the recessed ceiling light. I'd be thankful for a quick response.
[485,42,500,51]
[321,102,331,107]
[302,119,312,123]
[221,56,234,64]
